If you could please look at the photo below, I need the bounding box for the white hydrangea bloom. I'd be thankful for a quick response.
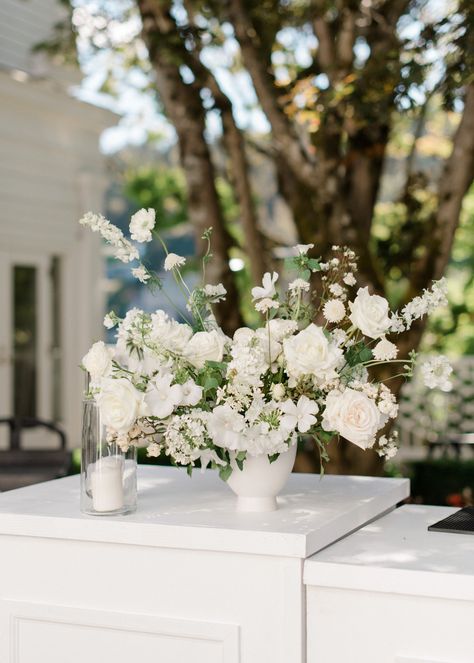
[129,208,155,243]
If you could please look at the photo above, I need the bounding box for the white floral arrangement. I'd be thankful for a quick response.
[80,209,453,479]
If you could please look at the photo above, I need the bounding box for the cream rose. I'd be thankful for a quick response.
[321,388,385,449]
[184,330,225,369]
[82,341,114,386]
[96,378,145,434]
[349,287,391,339]
[283,323,343,384]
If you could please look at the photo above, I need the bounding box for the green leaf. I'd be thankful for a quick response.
[345,342,373,367]
[307,259,321,271]
[203,377,219,392]
[284,257,299,271]
[268,453,279,464]
[186,464,193,477]
[236,458,244,471]
[300,269,311,281]
[205,360,226,371]
[219,465,233,482]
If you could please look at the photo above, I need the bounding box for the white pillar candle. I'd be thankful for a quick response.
[90,456,124,513]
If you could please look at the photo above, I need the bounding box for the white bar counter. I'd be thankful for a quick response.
[0,466,408,663]
[305,505,474,663]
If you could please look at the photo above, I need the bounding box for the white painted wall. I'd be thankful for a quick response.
[0,1,115,449]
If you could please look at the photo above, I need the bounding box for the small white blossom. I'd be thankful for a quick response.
[343,273,356,286]
[288,278,310,293]
[329,283,345,298]
[164,253,186,271]
[373,338,398,361]
[295,243,314,255]
[280,395,319,433]
[323,299,346,323]
[79,212,139,263]
[271,383,286,401]
[255,298,279,313]
[421,356,453,392]
[103,313,117,329]
[131,265,150,283]
[251,272,278,300]
[203,283,227,301]
[129,208,155,243]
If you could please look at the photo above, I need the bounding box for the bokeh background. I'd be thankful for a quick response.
[1,0,473,504]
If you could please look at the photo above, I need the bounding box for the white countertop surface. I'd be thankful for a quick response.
[304,504,474,600]
[0,465,409,559]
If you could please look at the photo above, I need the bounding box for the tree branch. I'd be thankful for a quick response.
[227,0,318,191]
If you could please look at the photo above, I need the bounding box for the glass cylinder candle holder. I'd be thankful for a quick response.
[80,397,137,516]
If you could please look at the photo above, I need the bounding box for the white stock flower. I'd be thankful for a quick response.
[164,253,186,271]
[82,341,114,386]
[322,388,386,450]
[323,299,346,323]
[373,338,398,361]
[145,374,183,418]
[283,323,343,384]
[96,378,144,434]
[349,287,391,339]
[79,212,138,263]
[280,395,319,433]
[129,208,155,243]
[179,379,203,406]
[288,278,310,293]
[255,298,279,313]
[421,356,453,392]
[251,272,278,300]
[295,243,314,255]
[207,404,246,451]
[131,265,150,283]
[184,330,225,369]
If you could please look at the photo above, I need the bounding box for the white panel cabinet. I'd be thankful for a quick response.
[0,466,409,663]
[305,505,474,663]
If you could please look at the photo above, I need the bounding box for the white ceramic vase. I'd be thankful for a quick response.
[226,443,297,512]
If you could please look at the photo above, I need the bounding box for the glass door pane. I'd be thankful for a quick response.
[13,266,37,418]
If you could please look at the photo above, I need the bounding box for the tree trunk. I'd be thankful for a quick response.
[136,0,243,334]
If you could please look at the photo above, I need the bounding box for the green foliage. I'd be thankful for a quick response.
[345,342,373,367]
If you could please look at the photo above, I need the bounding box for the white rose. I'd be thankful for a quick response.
[349,287,391,339]
[184,330,225,369]
[322,388,386,450]
[256,328,282,364]
[266,319,298,342]
[283,323,343,384]
[82,341,114,386]
[96,378,144,434]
